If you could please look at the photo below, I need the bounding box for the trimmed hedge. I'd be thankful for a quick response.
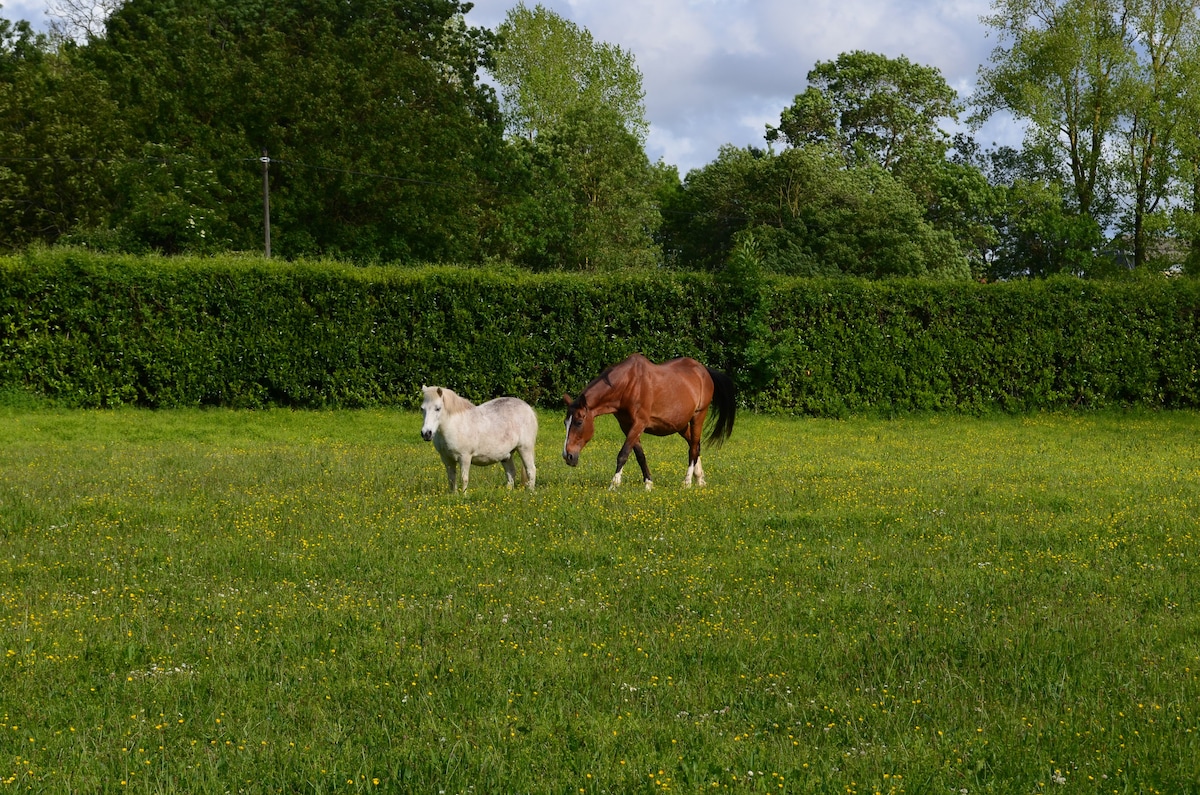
[0,251,723,409]
[1,249,1198,414]
[763,278,1200,414]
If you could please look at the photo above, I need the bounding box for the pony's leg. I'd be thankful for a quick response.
[501,456,517,490]
[459,455,472,492]
[520,446,537,491]
[694,456,706,487]
[444,461,457,493]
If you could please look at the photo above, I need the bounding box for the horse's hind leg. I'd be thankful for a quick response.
[501,456,517,490]
[683,451,706,487]
[682,417,706,487]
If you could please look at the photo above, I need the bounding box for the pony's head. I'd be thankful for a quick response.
[562,393,595,467]
[420,386,447,441]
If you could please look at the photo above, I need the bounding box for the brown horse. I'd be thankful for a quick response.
[562,354,735,489]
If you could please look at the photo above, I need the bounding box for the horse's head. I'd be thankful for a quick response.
[562,394,595,467]
[420,386,445,441]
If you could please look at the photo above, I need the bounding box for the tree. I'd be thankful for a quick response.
[1172,35,1200,273]
[0,14,125,250]
[976,0,1132,225]
[976,0,1116,277]
[978,144,1112,278]
[488,4,658,269]
[767,51,961,175]
[978,0,1200,273]
[660,145,970,279]
[504,104,660,270]
[1113,0,1200,270]
[991,179,1110,278]
[74,0,506,260]
[46,0,122,41]
[491,2,646,142]
[765,52,989,275]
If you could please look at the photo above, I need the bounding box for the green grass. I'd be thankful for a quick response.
[2,407,1199,793]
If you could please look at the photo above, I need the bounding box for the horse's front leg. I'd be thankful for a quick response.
[632,444,653,490]
[613,434,653,491]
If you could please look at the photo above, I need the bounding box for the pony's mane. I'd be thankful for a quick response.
[434,387,475,416]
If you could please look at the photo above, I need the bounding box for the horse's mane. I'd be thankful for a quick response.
[572,354,654,409]
[436,387,475,416]
[572,366,618,409]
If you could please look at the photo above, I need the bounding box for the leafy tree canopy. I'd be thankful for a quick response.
[768,50,961,173]
[1,8,125,250]
[69,0,507,260]
[491,2,647,143]
[661,145,969,279]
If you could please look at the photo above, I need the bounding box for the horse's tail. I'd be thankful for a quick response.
[705,367,736,448]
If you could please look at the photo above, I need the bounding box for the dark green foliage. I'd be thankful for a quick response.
[764,276,1200,414]
[498,104,662,270]
[0,250,719,408]
[714,233,782,395]
[0,27,127,250]
[70,0,505,261]
[659,145,970,279]
[1,250,1197,414]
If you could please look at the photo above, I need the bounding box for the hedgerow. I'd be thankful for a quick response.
[1,249,1197,413]
[763,278,1200,414]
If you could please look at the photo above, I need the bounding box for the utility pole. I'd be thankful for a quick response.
[261,149,272,258]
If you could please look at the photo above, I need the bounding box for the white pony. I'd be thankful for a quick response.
[420,386,538,493]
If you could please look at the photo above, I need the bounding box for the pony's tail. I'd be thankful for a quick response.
[705,367,736,448]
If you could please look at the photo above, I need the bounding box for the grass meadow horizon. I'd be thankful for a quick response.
[2,406,1199,793]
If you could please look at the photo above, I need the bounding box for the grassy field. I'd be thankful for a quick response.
[1,406,1199,793]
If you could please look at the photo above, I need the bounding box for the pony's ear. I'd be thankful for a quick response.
[437,387,443,397]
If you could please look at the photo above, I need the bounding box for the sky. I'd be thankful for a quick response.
[4,0,1024,176]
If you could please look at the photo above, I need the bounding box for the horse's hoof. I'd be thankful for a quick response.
[681,479,693,488]
[644,480,654,491]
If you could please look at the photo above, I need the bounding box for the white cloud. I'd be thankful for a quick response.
[468,0,1008,174]
[4,1,51,27]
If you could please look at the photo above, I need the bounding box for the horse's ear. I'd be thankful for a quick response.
[437,387,443,397]
[563,394,572,406]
